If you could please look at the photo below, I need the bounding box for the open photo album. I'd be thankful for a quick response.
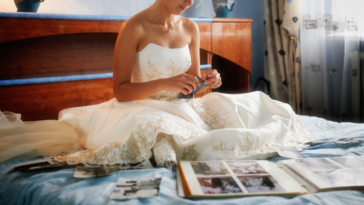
[177,156,364,198]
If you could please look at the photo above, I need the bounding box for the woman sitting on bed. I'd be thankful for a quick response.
[0,0,311,166]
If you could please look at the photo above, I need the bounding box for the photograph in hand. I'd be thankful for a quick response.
[178,75,208,99]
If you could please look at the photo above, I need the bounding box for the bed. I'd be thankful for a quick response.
[1,115,364,204]
[1,13,364,205]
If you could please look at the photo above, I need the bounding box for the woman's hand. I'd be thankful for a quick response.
[201,69,222,89]
[161,73,201,95]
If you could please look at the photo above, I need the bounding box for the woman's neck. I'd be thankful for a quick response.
[151,1,178,27]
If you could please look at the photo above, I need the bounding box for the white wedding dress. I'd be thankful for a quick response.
[51,43,312,166]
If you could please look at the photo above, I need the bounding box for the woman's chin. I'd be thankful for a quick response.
[174,10,184,15]
[175,6,187,15]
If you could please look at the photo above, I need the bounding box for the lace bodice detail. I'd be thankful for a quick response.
[132,43,192,101]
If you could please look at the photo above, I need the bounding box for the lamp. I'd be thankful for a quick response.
[212,0,236,18]
[14,0,45,13]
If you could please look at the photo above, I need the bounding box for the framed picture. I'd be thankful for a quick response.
[345,15,354,29]
[325,21,338,30]
[316,13,323,27]
[323,14,332,26]
[337,17,345,31]
[306,20,317,29]
[302,14,310,27]
[348,22,358,31]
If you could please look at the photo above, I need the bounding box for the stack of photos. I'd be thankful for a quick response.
[118,159,154,170]
[74,166,119,178]
[191,161,285,195]
[73,160,154,178]
[296,157,364,187]
[110,178,162,200]
[13,160,75,171]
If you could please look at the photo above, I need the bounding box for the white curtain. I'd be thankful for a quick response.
[300,0,364,122]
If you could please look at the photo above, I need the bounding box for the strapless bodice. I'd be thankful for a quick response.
[132,43,192,100]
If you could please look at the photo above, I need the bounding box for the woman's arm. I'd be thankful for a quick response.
[184,19,222,89]
[113,19,200,102]
[185,18,200,77]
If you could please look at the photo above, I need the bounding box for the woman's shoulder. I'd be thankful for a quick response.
[121,9,150,33]
[180,16,199,34]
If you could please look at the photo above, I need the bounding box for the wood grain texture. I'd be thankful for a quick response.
[212,22,252,72]
[0,78,114,121]
[0,18,123,43]
[213,18,253,23]
[0,33,116,80]
[197,22,211,52]
[0,16,252,120]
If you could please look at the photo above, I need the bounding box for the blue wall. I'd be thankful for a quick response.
[230,0,265,92]
[183,0,265,92]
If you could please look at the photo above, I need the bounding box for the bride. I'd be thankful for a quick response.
[0,0,311,166]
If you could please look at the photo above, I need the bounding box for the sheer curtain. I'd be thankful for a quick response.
[300,0,364,122]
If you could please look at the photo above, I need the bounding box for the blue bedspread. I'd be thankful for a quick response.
[1,115,364,205]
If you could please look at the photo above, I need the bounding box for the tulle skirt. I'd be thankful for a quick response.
[52,92,312,166]
[0,111,80,163]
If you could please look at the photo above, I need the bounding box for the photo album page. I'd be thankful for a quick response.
[277,156,364,192]
[178,160,307,198]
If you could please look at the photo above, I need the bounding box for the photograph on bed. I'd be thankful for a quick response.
[191,162,230,176]
[110,178,162,200]
[197,176,243,195]
[226,161,268,175]
[237,175,286,193]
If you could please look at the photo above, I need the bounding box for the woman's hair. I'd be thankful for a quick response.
[196,0,203,8]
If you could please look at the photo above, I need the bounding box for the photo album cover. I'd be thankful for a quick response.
[178,156,364,198]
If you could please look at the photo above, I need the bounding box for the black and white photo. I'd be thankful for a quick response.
[13,160,74,171]
[110,178,162,200]
[73,166,119,178]
[191,162,230,176]
[197,177,242,194]
[226,161,268,175]
[238,175,285,193]
[119,159,154,170]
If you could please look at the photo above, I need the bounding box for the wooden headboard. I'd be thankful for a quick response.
[0,13,252,121]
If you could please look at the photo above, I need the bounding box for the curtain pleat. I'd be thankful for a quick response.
[264,0,302,114]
